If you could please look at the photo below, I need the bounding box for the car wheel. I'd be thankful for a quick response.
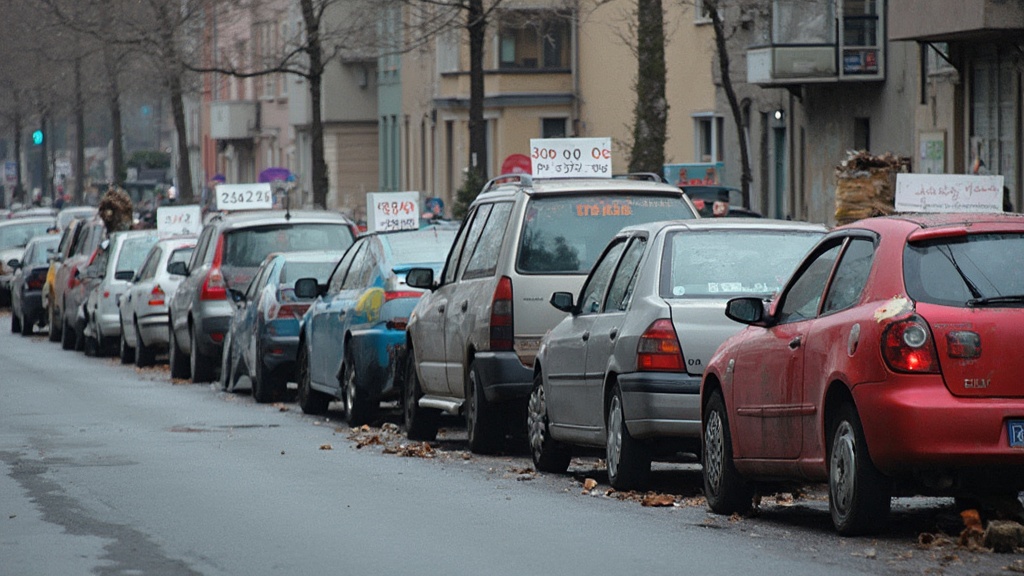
[20,311,34,337]
[466,360,502,454]
[168,322,191,379]
[828,403,891,536]
[135,320,156,368]
[119,320,135,364]
[342,349,376,426]
[527,372,571,473]
[296,345,330,415]
[703,389,754,515]
[253,346,282,403]
[61,317,76,350]
[10,309,21,333]
[402,349,439,441]
[48,305,61,342]
[606,384,651,490]
[219,332,234,391]
[189,324,216,382]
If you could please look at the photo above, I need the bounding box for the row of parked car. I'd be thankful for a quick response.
[4,174,1024,537]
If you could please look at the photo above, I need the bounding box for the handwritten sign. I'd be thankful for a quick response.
[530,138,612,179]
[895,174,1004,213]
[157,205,202,236]
[215,183,274,211]
[367,191,420,232]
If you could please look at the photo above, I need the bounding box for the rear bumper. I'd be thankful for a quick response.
[137,313,170,347]
[854,378,1024,486]
[260,335,299,374]
[471,351,533,402]
[193,309,231,358]
[617,372,702,439]
[347,327,407,400]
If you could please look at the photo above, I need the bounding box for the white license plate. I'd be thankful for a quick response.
[1009,420,1024,448]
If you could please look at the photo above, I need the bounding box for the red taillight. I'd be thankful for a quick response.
[881,316,940,373]
[268,302,309,320]
[384,290,422,302]
[637,319,685,372]
[26,270,46,290]
[489,276,514,351]
[148,285,166,307]
[68,265,80,288]
[200,236,227,301]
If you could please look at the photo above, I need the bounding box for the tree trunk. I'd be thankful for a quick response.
[104,46,125,188]
[301,0,329,209]
[708,1,752,207]
[74,57,86,205]
[168,73,195,204]
[628,0,667,174]
[467,0,488,183]
[39,114,49,203]
[13,110,23,204]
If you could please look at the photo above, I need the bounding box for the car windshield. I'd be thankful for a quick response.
[904,233,1024,307]
[221,223,353,288]
[117,236,161,276]
[661,229,822,298]
[382,228,458,265]
[0,222,53,249]
[24,238,60,266]
[518,194,695,274]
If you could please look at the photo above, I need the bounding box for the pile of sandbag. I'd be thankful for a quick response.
[834,150,910,225]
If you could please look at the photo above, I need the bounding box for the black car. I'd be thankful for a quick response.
[10,234,61,335]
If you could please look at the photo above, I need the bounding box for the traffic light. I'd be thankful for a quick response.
[31,130,43,146]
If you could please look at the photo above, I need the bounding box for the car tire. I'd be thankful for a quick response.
[527,372,571,473]
[189,324,216,383]
[168,322,191,379]
[828,402,891,536]
[703,389,754,515]
[48,305,61,342]
[296,345,330,415]
[83,332,100,357]
[403,350,439,441]
[20,312,34,337]
[466,360,502,454]
[253,346,282,403]
[61,317,76,350]
[11,309,21,333]
[119,320,135,364]
[342,349,376,426]
[219,332,235,391]
[134,320,156,368]
[606,384,651,490]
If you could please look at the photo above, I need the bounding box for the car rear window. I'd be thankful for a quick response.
[660,229,822,298]
[518,194,695,274]
[221,223,353,288]
[382,228,458,265]
[904,233,1024,307]
[167,247,194,271]
[25,238,60,265]
[0,222,53,249]
[117,237,161,276]
[280,261,336,285]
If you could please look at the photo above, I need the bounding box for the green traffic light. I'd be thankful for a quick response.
[32,130,43,145]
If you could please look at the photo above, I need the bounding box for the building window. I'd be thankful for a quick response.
[438,29,459,73]
[970,49,1017,190]
[497,10,569,70]
[840,0,881,76]
[542,118,567,138]
[694,114,724,163]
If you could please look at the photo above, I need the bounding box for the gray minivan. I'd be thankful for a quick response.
[404,174,699,453]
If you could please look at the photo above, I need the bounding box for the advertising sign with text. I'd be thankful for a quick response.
[895,174,1004,213]
[530,138,611,178]
[366,191,420,232]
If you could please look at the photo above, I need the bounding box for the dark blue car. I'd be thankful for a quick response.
[296,226,457,424]
[221,251,342,402]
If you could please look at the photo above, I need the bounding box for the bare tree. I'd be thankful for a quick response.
[628,0,668,174]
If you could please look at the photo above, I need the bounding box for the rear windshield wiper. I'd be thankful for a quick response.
[967,294,1024,307]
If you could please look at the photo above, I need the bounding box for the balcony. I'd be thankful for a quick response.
[210,101,258,140]
[890,0,1024,42]
[435,70,574,109]
[747,0,884,86]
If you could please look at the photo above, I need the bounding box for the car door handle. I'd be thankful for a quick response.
[789,336,802,349]
[460,301,468,312]
[437,304,446,314]
[581,331,590,342]
[608,329,618,340]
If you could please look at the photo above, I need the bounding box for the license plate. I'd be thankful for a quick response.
[1010,420,1024,448]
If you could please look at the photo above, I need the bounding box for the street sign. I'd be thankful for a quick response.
[366,191,419,232]
[3,161,16,186]
[895,173,1004,213]
[530,137,612,179]
[214,183,274,211]
[157,205,202,236]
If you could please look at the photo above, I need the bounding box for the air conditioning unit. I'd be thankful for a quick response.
[210,101,258,140]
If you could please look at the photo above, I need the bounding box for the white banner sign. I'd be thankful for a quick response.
[157,205,202,236]
[895,174,1004,213]
[530,137,612,179]
[366,191,420,232]
[215,183,274,211]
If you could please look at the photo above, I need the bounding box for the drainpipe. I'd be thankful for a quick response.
[571,0,581,136]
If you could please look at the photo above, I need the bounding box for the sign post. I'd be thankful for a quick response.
[366,191,420,232]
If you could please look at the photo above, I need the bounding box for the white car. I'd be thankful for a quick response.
[81,230,163,356]
[117,237,197,367]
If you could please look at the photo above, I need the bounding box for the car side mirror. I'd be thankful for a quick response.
[725,297,769,326]
[294,277,320,299]
[167,261,188,277]
[228,287,246,304]
[549,291,575,313]
[405,267,435,290]
[7,258,20,270]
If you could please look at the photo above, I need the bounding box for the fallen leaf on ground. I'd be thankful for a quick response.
[641,493,676,507]
[319,444,333,450]
[959,509,986,549]
[382,442,435,458]
[354,435,383,449]
[775,493,794,506]
[1006,559,1024,573]
[582,478,598,492]
[728,513,743,523]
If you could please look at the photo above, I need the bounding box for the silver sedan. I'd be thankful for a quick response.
[530,218,826,489]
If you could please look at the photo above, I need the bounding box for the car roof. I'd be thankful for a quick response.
[0,216,55,227]
[835,212,1024,235]
[206,209,352,230]
[27,234,61,246]
[471,174,688,204]
[617,218,828,237]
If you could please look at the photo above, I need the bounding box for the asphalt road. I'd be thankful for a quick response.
[1,311,1020,576]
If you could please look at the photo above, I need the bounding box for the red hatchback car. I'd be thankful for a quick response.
[701,213,1024,535]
